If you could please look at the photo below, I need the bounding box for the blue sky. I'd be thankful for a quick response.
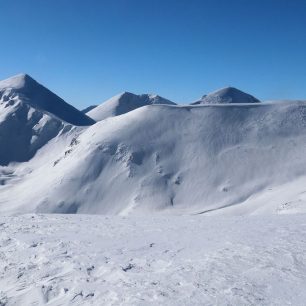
[1,0,306,108]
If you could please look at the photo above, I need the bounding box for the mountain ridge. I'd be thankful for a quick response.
[1,73,306,216]
[87,91,176,121]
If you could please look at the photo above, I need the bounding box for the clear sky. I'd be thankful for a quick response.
[1,0,306,108]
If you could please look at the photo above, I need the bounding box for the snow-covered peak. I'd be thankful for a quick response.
[87,91,176,121]
[193,87,260,104]
[0,73,95,126]
[0,73,35,90]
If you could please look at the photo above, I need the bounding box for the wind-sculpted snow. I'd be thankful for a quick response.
[2,101,306,215]
[87,91,176,121]
[1,214,306,305]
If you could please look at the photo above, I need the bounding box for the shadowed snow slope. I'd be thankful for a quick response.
[0,74,94,165]
[2,101,306,215]
[192,87,260,105]
[87,91,176,121]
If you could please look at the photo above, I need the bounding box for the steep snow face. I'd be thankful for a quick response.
[2,101,306,215]
[0,74,95,126]
[193,87,260,104]
[87,91,176,121]
[0,74,94,165]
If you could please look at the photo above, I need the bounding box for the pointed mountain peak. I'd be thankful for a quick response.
[0,73,38,90]
[0,73,95,126]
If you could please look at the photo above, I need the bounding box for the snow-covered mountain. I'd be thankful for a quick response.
[2,99,306,215]
[0,74,94,165]
[2,75,306,305]
[87,91,176,121]
[1,74,306,216]
[0,74,95,125]
[192,87,260,104]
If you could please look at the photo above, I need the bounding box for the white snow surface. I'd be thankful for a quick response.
[87,92,176,121]
[192,87,260,104]
[2,100,306,215]
[2,75,306,305]
[1,214,306,305]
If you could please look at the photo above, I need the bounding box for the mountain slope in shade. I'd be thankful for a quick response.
[2,101,306,215]
[0,73,93,165]
[87,91,176,121]
[0,97,63,165]
[192,87,260,105]
[0,74,95,126]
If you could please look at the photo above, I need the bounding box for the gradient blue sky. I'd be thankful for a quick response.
[1,0,306,108]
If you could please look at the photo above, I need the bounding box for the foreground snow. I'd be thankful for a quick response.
[1,214,306,305]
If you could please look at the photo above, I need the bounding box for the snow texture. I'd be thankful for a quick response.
[1,214,306,305]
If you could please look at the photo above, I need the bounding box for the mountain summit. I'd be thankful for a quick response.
[87,91,176,121]
[192,87,260,105]
[0,73,95,126]
[0,73,34,90]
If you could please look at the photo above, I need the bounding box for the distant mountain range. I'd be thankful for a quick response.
[1,73,306,216]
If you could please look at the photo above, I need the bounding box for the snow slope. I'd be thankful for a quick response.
[1,214,306,305]
[2,100,306,215]
[87,91,176,121]
[0,74,94,165]
[192,87,260,104]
